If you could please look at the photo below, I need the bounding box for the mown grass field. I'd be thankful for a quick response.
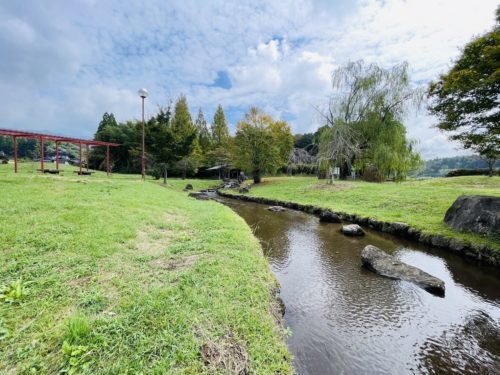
[227,176,500,250]
[0,163,291,374]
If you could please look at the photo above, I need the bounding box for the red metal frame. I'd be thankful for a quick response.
[106,145,110,176]
[12,136,18,173]
[40,137,44,172]
[55,141,59,170]
[0,128,119,175]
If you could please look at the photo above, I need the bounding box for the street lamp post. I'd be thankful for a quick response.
[138,88,149,180]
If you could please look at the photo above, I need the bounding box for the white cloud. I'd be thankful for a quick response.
[0,0,497,158]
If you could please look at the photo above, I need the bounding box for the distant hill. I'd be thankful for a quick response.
[419,155,499,177]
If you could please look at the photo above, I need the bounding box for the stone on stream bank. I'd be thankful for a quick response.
[319,211,341,223]
[444,195,500,235]
[361,245,445,296]
[341,224,365,236]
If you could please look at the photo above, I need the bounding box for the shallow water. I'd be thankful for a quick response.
[219,197,500,375]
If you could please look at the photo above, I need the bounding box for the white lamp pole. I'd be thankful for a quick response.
[138,88,149,180]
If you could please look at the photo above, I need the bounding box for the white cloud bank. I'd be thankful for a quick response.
[0,0,497,158]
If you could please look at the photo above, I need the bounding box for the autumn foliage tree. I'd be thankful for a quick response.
[235,107,293,183]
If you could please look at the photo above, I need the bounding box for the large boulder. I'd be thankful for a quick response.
[319,211,341,223]
[361,245,445,296]
[341,224,365,236]
[444,195,500,235]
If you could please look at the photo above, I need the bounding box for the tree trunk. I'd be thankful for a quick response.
[163,165,168,184]
[253,170,261,184]
[487,158,495,177]
[180,160,186,180]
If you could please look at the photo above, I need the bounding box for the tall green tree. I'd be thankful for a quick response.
[171,95,197,179]
[211,104,230,146]
[235,107,293,183]
[92,118,140,173]
[96,112,118,135]
[195,108,211,154]
[428,6,499,174]
[319,60,422,181]
[206,104,233,168]
[145,106,176,181]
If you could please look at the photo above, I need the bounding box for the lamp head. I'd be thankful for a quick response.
[138,88,149,99]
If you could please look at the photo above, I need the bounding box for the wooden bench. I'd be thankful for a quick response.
[73,171,93,175]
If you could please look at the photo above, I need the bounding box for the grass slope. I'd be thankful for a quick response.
[228,176,500,250]
[0,164,291,374]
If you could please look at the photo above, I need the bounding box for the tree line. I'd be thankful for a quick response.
[90,97,293,183]
[3,7,497,182]
[420,156,498,177]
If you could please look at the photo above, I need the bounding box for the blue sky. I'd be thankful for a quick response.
[0,0,497,158]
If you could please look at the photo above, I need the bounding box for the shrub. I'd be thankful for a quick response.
[445,169,499,177]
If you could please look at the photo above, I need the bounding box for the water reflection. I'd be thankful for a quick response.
[220,197,500,375]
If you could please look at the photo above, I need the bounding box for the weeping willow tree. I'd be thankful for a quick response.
[318,61,423,182]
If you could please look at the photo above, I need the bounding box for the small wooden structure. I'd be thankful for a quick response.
[206,164,240,180]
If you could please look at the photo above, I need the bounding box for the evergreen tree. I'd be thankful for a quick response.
[96,112,118,136]
[195,108,211,153]
[211,105,229,146]
[145,105,175,181]
[171,95,197,179]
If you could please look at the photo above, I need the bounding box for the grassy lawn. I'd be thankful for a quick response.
[0,163,291,374]
[226,176,500,250]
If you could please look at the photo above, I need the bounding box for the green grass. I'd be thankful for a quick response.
[226,176,500,250]
[0,163,291,374]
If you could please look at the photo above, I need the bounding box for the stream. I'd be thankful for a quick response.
[219,197,500,375]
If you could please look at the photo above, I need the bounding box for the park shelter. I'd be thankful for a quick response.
[0,128,119,175]
[206,164,241,180]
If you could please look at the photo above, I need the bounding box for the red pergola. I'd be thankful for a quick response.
[0,128,119,176]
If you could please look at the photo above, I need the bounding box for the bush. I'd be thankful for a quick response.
[445,169,499,177]
[279,163,318,176]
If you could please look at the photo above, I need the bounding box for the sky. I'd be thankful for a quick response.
[0,0,498,159]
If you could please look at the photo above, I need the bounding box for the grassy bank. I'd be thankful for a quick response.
[225,176,500,250]
[0,164,291,374]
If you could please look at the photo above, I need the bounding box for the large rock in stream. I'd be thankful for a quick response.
[341,224,365,236]
[444,195,500,235]
[361,245,445,296]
